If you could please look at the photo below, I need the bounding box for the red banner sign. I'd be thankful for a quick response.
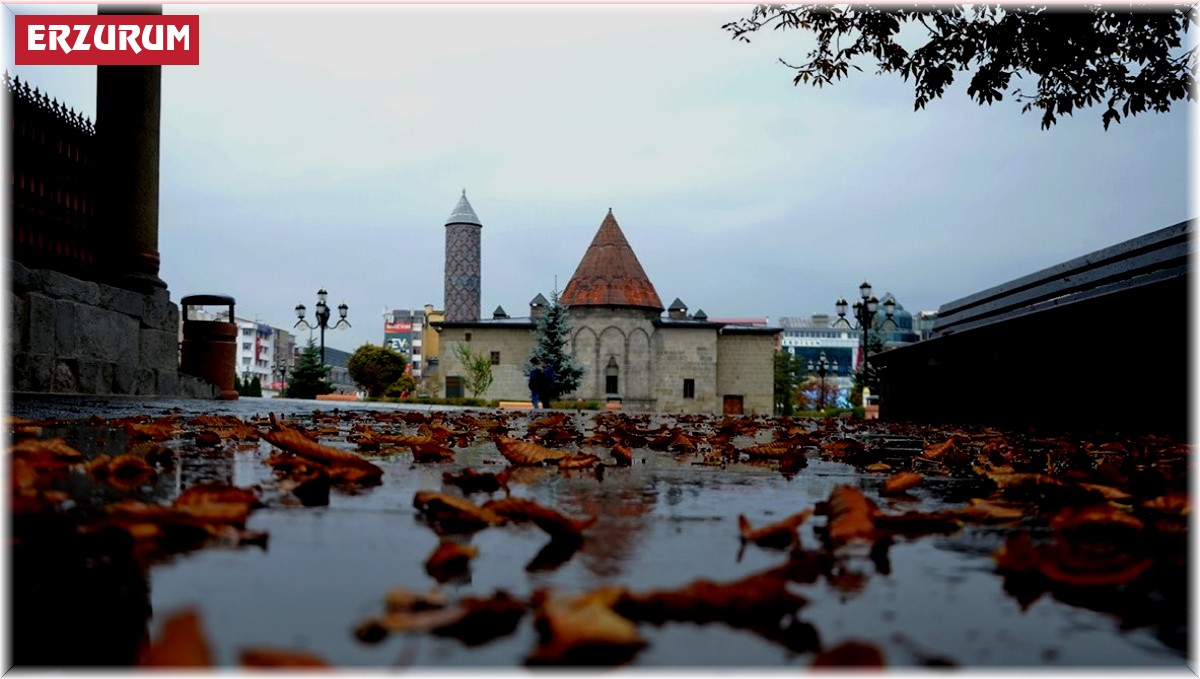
[385,322,412,333]
[14,15,200,66]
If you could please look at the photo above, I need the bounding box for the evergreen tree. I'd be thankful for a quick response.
[285,339,334,399]
[529,290,584,398]
[249,375,263,397]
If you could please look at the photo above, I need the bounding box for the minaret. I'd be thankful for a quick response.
[443,190,483,322]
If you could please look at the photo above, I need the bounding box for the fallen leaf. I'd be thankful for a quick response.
[738,511,812,549]
[425,540,478,582]
[239,648,328,667]
[139,609,212,667]
[527,588,644,665]
[881,471,923,496]
[820,485,877,545]
[494,436,569,466]
[610,445,632,466]
[483,497,595,541]
[811,640,885,667]
[413,491,507,532]
[443,468,504,495]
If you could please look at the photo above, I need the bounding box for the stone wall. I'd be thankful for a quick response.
[716,333,776,415]
[9,262,219,397]
[651,326,719,414]
[437,326,535,401]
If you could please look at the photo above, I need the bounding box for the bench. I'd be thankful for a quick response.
[315,393,360,402]
[498,401,534,410]
[874,220,1191,436]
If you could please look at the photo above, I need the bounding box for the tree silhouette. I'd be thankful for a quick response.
[724,5,1195,129]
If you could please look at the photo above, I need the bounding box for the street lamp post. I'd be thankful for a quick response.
[295,288,351,365]
[274,362,288,395]
[807,351,838,411]
[836,280,894,388]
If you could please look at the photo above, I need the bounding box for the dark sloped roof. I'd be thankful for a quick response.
[560,210,664,311]
[445,190,482,227]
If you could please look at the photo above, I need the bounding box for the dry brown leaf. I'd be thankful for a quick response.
[1050,503,1144,533]
[139,609,212,667]
[443,468,504,495]
[239,648,329,667]
[819,438,865,459]
[425,540,478,582]
[738,511,812,549]
[923,435,969,460]
[263,414,383,484]
[10,437,85,465]
[173,483,259,527]
[557,453,600,469]
[610,445,632,466]
[494,435,569,466]
[413,491,507,531]
[811,640,885,667]
[741,442,795,459]
[881,471,923,496]
[615,566,808,626]
[527,587,644,666]
[483,497,596,541]
[822,485,877,545]
[385,587,447,613]
[951,498,1025,523]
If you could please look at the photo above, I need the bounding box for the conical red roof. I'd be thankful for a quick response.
[560,210,663,311]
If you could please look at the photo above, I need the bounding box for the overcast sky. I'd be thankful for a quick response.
[5,3,1193,353]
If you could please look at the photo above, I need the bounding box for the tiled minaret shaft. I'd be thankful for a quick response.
[443,191,482,322]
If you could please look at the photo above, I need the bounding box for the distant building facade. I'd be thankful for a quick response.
[435,207,779,414]
[383,308,425,377]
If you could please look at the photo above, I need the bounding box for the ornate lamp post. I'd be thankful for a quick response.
[807,351,838,411]
[836,280,894,386]
[295,288,351,364]
[274,362,288,395]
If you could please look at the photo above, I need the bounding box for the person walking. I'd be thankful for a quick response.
[539,361,556,410]
[528,358,546,410]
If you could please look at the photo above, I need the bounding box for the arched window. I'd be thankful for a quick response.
[604,356,619,395]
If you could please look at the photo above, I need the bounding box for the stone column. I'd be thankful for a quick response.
[95,4,166,292]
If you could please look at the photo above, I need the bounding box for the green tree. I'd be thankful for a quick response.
[348,343,408,398]
[723,5,1196,130]
[384,373,419,399]
[529,290,584,399]
[285,339,334,400]
[454,343,495,398]
[248,375,262,397]
[774,351,805,416]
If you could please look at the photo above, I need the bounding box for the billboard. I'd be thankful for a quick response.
[384,321,412,355]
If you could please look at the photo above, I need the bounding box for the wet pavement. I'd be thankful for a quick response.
[6,394,1191,669]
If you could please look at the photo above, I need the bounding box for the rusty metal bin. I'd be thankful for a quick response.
[179,294,239,400]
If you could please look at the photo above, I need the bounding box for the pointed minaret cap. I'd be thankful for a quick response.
[445,189,482,227]
[560,210,663,311]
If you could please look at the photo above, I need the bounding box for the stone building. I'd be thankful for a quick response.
[435,208,779,414]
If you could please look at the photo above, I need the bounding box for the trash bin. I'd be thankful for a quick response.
[179,294,239,400]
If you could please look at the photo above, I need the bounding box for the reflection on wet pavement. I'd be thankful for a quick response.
[6,395,1190,669]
